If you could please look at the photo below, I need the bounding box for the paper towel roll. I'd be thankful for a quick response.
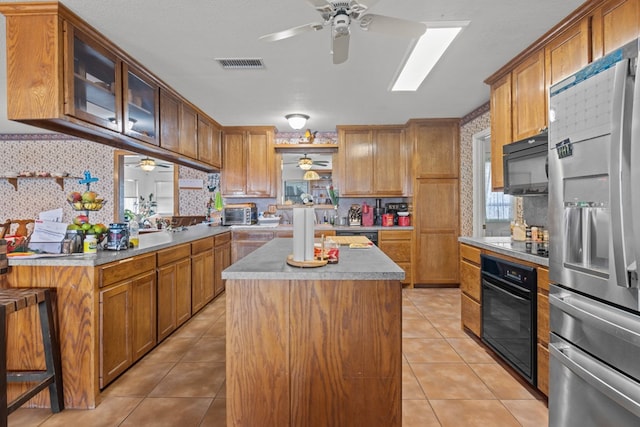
[293,208,306,262]
[305,207,314,261]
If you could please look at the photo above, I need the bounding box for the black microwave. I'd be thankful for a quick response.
[502,132,548,196]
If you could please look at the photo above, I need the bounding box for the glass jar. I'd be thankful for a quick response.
[128,219,139,248]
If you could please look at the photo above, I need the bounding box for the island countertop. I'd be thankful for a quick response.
[222,237,405,281]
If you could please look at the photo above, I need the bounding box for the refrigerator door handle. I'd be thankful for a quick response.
[610,58,636,288]
[631,53,640,289]
[550,290,640,346]
[550,337,640,418]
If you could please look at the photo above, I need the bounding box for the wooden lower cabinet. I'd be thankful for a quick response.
[379,229,413,287]
[459,243,481,335]
[537,267,550,396]
[157,243,192,342]
[192,237,215,313]
[99,267,156,388]
[232,230,273,263]
[214,232,231,296]
[461,293,481,337]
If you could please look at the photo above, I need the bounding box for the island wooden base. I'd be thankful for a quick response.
[226,278,402,427]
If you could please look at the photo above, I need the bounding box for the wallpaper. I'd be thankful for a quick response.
[459,111,491,237]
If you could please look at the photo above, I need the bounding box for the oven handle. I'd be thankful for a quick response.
[550,336,640,418]
[483,278,529,303]
[549,290,640,346]
[482,271,531,297]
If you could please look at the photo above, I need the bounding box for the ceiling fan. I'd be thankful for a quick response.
[127,157,171,171]
[259,0,426,64]
[284,154,330,170]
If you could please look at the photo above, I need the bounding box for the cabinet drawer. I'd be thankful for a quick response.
[100,253,156,287]
[537,343,549,396]
[379,241,411,262]
[460,260,481,301]
[191,237,214,254]
[460,244,481,264]
[157,243,191,266]
[537,267,549,292]
[214,232,231,246]
[461,293,481,337]
[537,291,549,345]
[379,230,412,241]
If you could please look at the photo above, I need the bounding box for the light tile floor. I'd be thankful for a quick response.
[9,288,548,426]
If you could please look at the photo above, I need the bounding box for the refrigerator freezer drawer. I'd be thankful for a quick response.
[549,333,640,427]
[549,284,640,382]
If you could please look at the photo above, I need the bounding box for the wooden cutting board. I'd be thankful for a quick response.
[328,236,372,245]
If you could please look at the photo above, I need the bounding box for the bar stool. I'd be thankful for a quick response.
[0,287,64,427]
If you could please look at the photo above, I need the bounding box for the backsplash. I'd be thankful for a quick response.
[0,135,210,225]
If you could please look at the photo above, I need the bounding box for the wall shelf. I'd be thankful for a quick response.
[2,176,81,191]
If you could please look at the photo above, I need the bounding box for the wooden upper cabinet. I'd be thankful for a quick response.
[410,119,459,179]
[180,103,198,159]
[337,125,406,197]
[198,116,222,168]
[511,49,547,141]
[65,23,122,133]
[159,88,180,153]
[592,0,640,58]
[221,126,275,197]
[489,74,511,190]
[545,18,591,88]
[123,63,159,146]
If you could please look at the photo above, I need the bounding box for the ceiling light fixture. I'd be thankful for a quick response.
[391,22,468,92]
[286,113,309,130]
[303,170,320,180]
[298,156,314,170]
[139,158,156,172]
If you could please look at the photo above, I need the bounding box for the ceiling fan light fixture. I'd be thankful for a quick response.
[303,170,321,180]
[286,113,309,130]
[298,156,314,170]
[139,158,156,172]
[391,22,468,92]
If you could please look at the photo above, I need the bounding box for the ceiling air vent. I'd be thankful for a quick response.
[216,58,265,70]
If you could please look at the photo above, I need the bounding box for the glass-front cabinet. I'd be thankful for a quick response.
[123,64,159,145]
[65,25,122,133]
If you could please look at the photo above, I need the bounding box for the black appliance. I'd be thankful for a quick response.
[384,202,408,225]
[502,131,548,196]
[335,230,378,246]
[481,254,537,385]
[373,198,385,226]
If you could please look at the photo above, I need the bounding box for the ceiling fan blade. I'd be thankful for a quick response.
[358,14,426,38]
[306,0,331,9]
[332,32,350,64]
[355,0,381,9]
[259,22,325,42]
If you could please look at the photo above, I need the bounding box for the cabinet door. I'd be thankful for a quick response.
[373,129,406,195]
[202,250,215,304]
[412,120,459,179]
[339,129,374,195]
[159,88,180,153]
[100,282,131,388]
[180,103,198,159]
[545,18,590,89]
[489,74,511,190]
[215,241,231,296]
[198,116,222,168]
[65,25,122,133]
[413,178,460,284]
[511,49,546,141]
[191,251,207,313]
[175,258,192,327]
[221,131,247,195]
[594,0,640,57]
[245,129,274,196]
[131,271,156,362]
[123,63,159,145]
[157,263,177,342]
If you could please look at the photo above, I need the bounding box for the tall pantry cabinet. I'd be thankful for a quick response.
[408,119,460,285]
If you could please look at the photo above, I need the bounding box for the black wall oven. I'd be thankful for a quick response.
[481,254,537,385]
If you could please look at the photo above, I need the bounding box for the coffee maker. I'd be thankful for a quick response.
[373,199,385,226]
[385,202,408,225]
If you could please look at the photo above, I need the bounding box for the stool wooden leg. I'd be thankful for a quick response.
[38,290,64,413]
[1,305,8,427]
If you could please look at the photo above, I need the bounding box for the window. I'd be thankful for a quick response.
[154,181,173,215]
[123,179,139,213]
[485,153,512,222]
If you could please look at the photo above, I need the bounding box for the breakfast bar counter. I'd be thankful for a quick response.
[223,238,404,427]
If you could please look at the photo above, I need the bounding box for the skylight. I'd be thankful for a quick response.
[391,22,468,92]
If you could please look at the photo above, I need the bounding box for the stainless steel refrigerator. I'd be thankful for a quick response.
[548,38,640,426]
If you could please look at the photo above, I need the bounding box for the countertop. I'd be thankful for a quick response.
[8,223,230,267]
[222,237,405,281]
[458,236,549,267]
[227,224,414,231]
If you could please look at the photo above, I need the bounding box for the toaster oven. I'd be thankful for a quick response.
[222,203,257,225]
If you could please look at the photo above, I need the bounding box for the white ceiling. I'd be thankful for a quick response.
[0,0,585,134]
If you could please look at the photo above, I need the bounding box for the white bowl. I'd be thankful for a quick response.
[398,212,410,217]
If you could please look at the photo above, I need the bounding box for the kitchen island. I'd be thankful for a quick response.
[223,238,404,427]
